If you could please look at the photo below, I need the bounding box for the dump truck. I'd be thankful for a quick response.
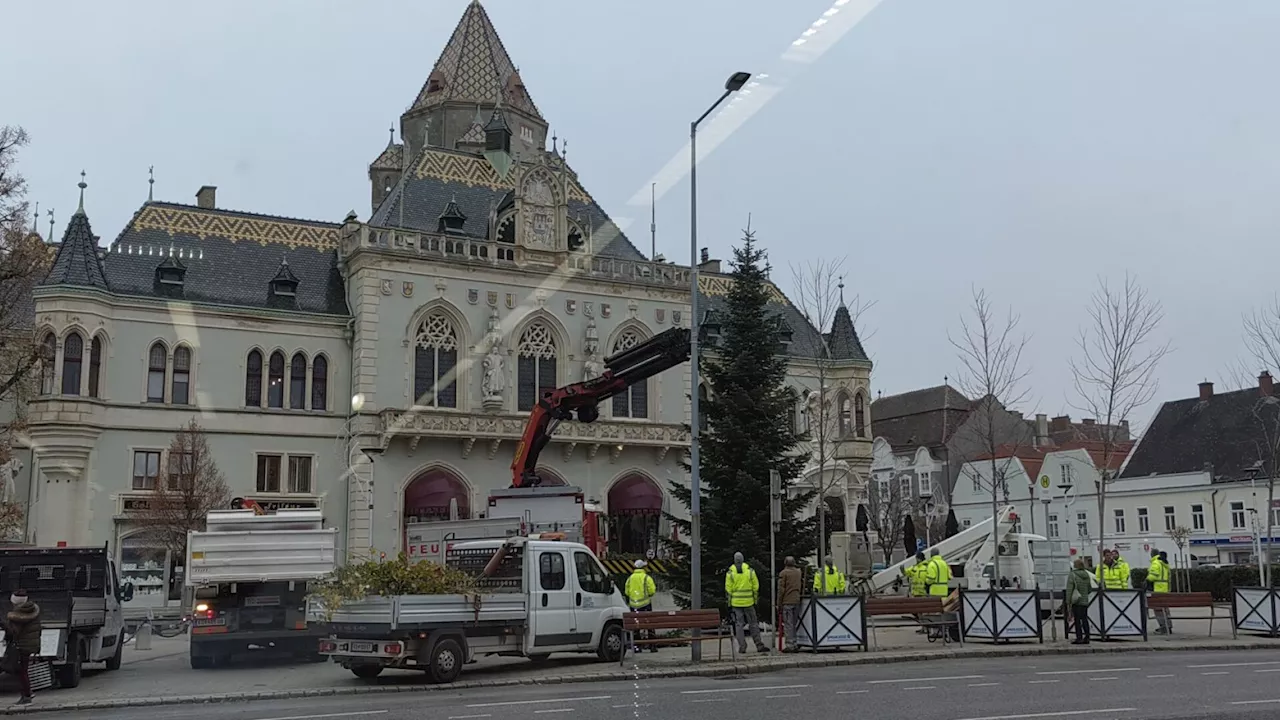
[185,508,337,668]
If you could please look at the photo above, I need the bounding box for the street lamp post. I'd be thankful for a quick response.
[688,70,750,662]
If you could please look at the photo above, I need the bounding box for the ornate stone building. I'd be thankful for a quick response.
[25,1,872,613]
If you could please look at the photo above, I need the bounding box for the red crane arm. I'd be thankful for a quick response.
[510,327,692,488]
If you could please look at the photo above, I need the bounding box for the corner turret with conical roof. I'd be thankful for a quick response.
[399,0,547,160]
[43,175,108,290]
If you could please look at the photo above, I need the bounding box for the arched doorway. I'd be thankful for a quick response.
[534,467,567,487]
[607,474,663,555]
[403,468,471,522]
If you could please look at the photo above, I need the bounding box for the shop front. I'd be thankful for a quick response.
[607,474,664,556]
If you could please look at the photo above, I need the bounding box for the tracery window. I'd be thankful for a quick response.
[517,324,557,412]
[414,313,459,408]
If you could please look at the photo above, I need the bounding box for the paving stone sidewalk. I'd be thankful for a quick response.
[0,612,1271,715]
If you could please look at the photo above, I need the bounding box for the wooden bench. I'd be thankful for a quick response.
[864,595,960,648]
[1146,592,1220,636]
[621,609,728,664]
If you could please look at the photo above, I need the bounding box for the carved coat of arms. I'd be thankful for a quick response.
[601,303,612,319]
[566,299,577,314]
[506,293,515,309]
[380,279,393,296]
[402,281,414,298]
[487,291,498,307]
[468,289,479,304]
[655,309,666,324]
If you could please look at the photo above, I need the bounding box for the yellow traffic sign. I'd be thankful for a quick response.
[1040,475,1050,489]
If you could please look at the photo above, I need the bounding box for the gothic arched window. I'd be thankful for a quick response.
[517,323,557,412]
[172,345,192,405]
[414,313,458,408]
[88,335,103,398]
[267,351,285,408]
[39,333,55,395]
[311,355,328,410]
[289,352,307,409]
[245,350,263,407]
[838,392,852,437]
[855,392,867,438]
[62,332,83,396]
[147,342,167,403]
[610,330,647,418]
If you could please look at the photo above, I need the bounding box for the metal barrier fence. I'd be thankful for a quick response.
[960,589,1043,643]
[797,595,866,650]
[1233,587,1280,638]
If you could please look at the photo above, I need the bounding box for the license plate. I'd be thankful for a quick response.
[195,617,227,626]
[348,642,374,653]
[245,596,280,607]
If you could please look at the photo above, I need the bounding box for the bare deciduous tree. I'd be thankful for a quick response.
[790,257,876,589]
[866,472,909,564]
[134,420,232,558]
[1070,273,1169,554]
[950,287,1032,582]
[1239,298,1280,583]
[0,126,30,229]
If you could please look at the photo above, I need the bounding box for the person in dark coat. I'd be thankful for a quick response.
[5,589,41,704]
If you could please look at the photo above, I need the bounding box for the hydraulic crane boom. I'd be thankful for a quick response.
[510,326,692,488]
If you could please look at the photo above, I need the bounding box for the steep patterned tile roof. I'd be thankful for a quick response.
[697,274,860,362]
[43,208,108,290]
[101,202,347,315]
[409,1,542,119]
[371,142,404,171]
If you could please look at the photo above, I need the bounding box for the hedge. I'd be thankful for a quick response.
[1128,565,1280,601]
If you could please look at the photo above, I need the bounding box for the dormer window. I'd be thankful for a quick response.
[426,71,445,95]
[155,256,186,286]
[567,226,584,252]
[438,198,467,235]
[776,318,794,352]
[270,258,299,298]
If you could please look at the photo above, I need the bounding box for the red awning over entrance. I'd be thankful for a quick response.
[608,475,663,516]
[404,469,470,520]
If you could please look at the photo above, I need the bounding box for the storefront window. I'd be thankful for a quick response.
[119,534,171,608]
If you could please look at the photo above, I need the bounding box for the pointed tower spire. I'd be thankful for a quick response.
[43,177,107,289]
[148,165,155,202]
[30,202,38,235]
[838,275,845,306]
[827,283,868,362]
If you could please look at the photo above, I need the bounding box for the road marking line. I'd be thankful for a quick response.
[903,686,937,690]
[837,690,868,694]
[1201,671,1230,676]
[1089,677,1118,682]
[1035,668,1138,675]
[1190,660,1280,669]
[1028,680,1059,685]
[1258,669,1280,673]
[449,716,492,720]
[1233,699,1280,705]
[467,696,611,708]
[252,707,386,712]
[1146,674,1174,678]
[612,705,652,709]
[681,684,811,695]
[969,683,1001,687]
[954,709,1137,720]
[867,675,983,684]
[690,698,728,703]
[766,693,802,698]
[534,710,575,715]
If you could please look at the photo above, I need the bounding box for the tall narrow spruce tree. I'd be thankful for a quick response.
[665,230,815,620]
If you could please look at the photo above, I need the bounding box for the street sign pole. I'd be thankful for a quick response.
[770,470,782,649]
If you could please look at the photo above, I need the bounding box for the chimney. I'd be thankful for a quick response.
[1198,380,1214,401]
[1119,419,1130,440]
[1035,413,1049,447]
[1082,418,1095,426]
[700,247,709,264]
[1050,415,1071,433]
[196,186,217,209]
[1261,371,1274,397]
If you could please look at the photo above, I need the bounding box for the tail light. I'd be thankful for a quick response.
[193,603,214,619]
[383,642,402,655]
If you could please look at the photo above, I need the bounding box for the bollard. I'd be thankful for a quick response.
[135,622,152,651]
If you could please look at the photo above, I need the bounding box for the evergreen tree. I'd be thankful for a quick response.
[665,230,815,619]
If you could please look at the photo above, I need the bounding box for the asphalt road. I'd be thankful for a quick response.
[24,649,1280,720]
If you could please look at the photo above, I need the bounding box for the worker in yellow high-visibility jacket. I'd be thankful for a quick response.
[925,549,952,597]
[1096,549,1130,590]
[1147,549,1172,634]
[624,560,658,652]
[813,556,846,596]
[725,552,770,654]
[902,552,928,597]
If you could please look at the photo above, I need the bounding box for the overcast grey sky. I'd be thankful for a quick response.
[10,0,1280,429]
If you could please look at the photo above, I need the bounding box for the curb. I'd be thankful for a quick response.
[5,641,1277,714]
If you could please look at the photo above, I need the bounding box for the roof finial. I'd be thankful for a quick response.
[30,202,38,235]
[551,131,558,155]
[281,253,289,267]
[46,208,54,242]
[148,165,155,202]
[77,170,87,213]
[562,138,568,165]
[838,275,845,306]
[387,125,395,147]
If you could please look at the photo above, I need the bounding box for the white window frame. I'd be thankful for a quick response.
[1114,508,1126,534]
[1231,501,1247,530]
[1164,506,1176,531]
[1077,512,1089,539]
[255,453,316,495]
[1191,504,1206,531]
[1048,513,1059,539]
[1137,507,1150,533]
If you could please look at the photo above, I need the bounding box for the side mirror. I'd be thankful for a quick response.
[122,582,135,602]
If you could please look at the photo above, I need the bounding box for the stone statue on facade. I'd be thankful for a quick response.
[582,319,604,381]
[481,307,506,412]
[0,458,21,504]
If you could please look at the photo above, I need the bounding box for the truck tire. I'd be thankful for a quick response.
[57,635,82,688]
[351,665,383,680]
[597,623,623,663]
[428,638,464,684]
[105,632,124,670]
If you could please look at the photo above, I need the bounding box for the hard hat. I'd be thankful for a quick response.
[634,559,647,569]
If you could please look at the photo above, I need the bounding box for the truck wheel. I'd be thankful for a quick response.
[351,665,383,680]
[105,632,124,670]
[57,636,82,688]
[597,623,623,662]
[428,638,464,684]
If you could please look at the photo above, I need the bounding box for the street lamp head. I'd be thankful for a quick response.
[725,72,752,92]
